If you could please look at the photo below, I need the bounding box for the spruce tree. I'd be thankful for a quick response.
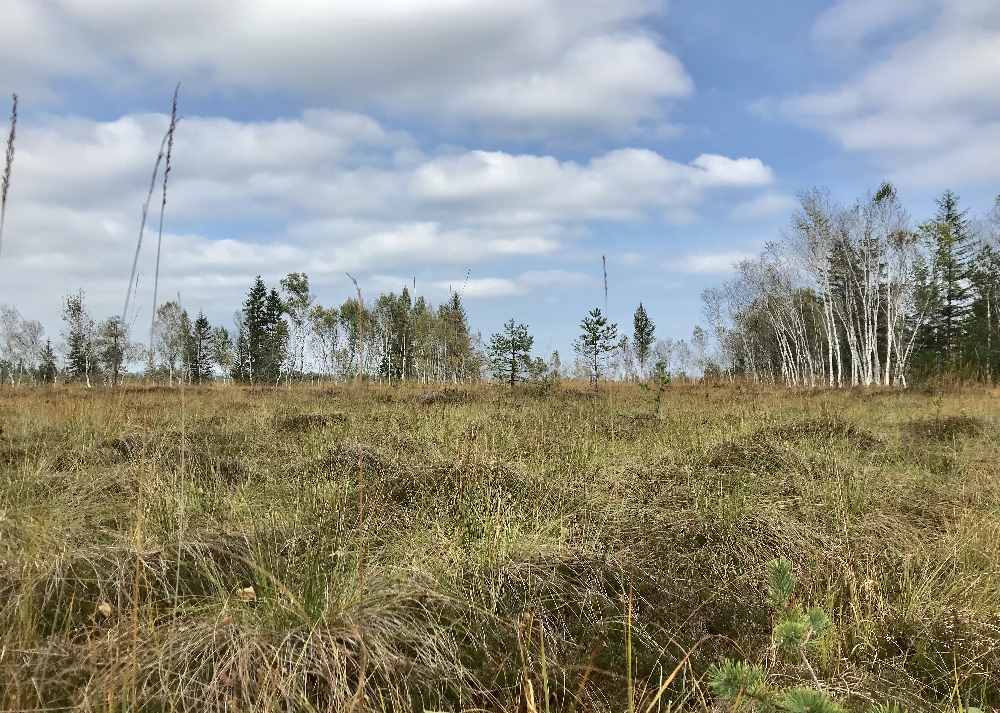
[236,276,271,383]
[919,190,976,368]
[573,307,619,387]
[38,339,57,383]
[632,302,655,377]
[487,319,533,387]
[188,312,213,383]
[61,290,96,386]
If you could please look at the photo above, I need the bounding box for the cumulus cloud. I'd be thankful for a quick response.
[776,0,1000,184]
[0,0,690,133]
[0,108,775,328]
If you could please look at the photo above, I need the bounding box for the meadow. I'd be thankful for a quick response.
[1,382,998,712]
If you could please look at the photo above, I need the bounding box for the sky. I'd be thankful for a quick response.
[1,0,999,357]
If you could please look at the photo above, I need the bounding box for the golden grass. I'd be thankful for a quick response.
[1,381,998,711]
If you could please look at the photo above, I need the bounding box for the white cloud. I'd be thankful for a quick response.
[432,269,592,299]
[731,192,797,220]
[668,251,753,274]
[0,0,690,133]
[0,108,776,328]
[777,0,1000,184]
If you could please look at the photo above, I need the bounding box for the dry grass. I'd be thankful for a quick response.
[1,382,998,711]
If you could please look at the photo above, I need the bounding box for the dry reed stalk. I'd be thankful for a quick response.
[150,84,180,352]
[0,93,18,259]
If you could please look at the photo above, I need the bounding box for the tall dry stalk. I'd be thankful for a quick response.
[123,134,168,325]
[150,84,180,353]
[122,85,180,334]
[0,93,18,259]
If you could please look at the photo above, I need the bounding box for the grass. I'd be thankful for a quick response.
[1,381,998,711]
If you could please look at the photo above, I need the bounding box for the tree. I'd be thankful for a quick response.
[918,190,976,369]
[38,340,57,383]
[152,301,188,384]
[573,308,618,386]
[309,304,340,376]
[61,290,96,387]
[234,276,287,384]
[487,319,534,387]
[632,303,655,377]
[1,304,43,386]
[95,316,130,386]
[548,350,562,379]
[187,312,213,383]
[280,272,314,377]
[211,326,234,379]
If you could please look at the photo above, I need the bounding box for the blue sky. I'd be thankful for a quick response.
[1,0,998,357]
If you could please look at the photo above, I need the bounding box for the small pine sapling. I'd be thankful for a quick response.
[708,558,841,712]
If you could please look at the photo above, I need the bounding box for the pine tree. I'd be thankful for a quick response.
[573,307,619,387]
[38,339,57,383]
[61,290,96,386]
[633,303,655,377]
[487,319,534,387]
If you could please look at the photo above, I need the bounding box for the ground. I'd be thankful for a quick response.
[1,382,998,711]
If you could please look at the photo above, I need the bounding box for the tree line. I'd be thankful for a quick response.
[702,188,1000,386]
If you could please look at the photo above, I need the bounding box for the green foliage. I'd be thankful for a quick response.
[38,339,57,383]
[633,302,655,374]
[61,289,96,383]
[487,319,534,387]
[709,558,839,710]
[233,275,288,384]
[768,557,795,610]
[779,687,843,713]
[574,307,618,386]
[708,658,769,701]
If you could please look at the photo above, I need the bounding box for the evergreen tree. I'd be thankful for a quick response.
[632,303,655,376]
[188,312,213,383]
[573,307,619,386]
[234,276,287,384]
[263,288,288,383]
[918,190,976,368]
[61,290,96,386]
[487,319,534,387]
[38,339,57,383]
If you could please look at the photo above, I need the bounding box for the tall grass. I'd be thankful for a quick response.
[1,382,998,711]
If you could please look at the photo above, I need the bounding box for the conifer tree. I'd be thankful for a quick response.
[633,302,655,376]
[487,319,533,387]
[235,276,289,384]
[188,312,213,383]
[38,339,57,383]
[61,290,96,386]
[919,190,976,368]
[574,307,618,386]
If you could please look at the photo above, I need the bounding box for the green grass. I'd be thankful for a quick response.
[1,381,998,711]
